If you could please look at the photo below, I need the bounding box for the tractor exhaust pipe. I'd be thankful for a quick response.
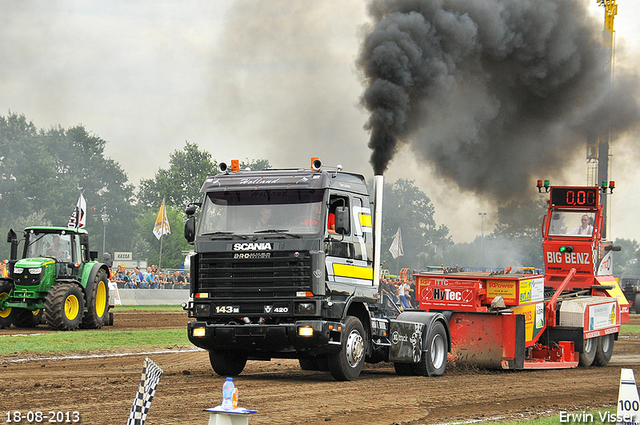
[373,175,383,288]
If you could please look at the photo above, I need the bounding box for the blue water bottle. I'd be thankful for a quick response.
[221,377,235,410]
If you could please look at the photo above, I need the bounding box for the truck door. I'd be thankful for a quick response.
[325,193,373,286]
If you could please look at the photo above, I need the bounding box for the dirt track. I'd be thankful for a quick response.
[1,311,639,425]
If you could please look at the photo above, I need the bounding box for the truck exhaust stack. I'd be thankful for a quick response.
[373,175,383,288]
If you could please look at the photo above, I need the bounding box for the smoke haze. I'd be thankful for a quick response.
[357,0,640,201]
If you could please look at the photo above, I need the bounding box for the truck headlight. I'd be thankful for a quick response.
[298,326,314,337]
[296,302,316,315]
[192,327,206,337]
[28,268,42,275]
[194,303,211,316]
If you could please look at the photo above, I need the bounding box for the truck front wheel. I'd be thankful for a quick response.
[0,279,15,329]
[209,350,247,376]
[327,316,365,381]
[593,334,614,366]
[579,337,596,367]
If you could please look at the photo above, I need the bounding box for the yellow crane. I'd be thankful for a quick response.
[587,0,617,238]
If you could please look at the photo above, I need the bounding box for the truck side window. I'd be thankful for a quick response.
[328,195,350,236]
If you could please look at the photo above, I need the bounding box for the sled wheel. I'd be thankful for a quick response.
[0,279,15,329]
[327,316,365,381]
[81,271,109,329]
[579,337,596,367]
[593,334,615,366]
[209,350,247,376]
[44,282,85,331]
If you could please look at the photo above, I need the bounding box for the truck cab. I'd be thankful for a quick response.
[183,160,450,381]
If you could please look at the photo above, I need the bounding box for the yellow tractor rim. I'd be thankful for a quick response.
[65,295,80,320]
[0,292,11,319]
[96,281,107,317]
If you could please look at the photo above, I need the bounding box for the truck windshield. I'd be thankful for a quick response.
[198,189,325,236]
[547,211,595,237]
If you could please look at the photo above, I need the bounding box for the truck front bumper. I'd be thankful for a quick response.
[187,319,343,357]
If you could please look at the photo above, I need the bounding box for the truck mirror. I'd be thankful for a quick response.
[185,216,196,243]
[335,206,350,235]
[185,204,198,216]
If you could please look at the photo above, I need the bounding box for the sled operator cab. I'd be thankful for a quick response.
[539,181,629,321]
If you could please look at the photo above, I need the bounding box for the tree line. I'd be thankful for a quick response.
[1,112,638,277]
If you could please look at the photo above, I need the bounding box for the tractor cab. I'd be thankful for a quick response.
[19,227,87,280]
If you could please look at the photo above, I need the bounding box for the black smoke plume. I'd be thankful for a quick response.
[357,0,640,201]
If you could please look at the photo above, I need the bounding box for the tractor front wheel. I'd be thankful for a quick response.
[44,282,85,331]
[0,279,15,329]
[81,270,110,329]
[13,308,43,328]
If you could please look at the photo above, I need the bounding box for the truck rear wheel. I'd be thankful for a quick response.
[209,350,247,376]
[81,270,109,329]
[0,279,15,329]
[44,282,85,331]
[413,321,448,376]
[13,308,43,328]
[327,316,365,381]
[579,337,596,367]
[593,334,614,366]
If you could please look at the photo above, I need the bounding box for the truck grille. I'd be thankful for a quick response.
[197,251,312,299]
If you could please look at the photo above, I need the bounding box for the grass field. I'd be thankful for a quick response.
[0,328,190,356]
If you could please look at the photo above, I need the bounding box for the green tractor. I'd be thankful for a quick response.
[0,226,113,330]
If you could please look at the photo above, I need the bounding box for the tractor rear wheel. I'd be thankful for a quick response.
[81,270,109,329]
[209,350,248,376]
[579,337,596,367]
[44,282,85,331]
[635,293,640,314]
[593,334,615,366]
[13,308,43,328]
[0,279,15,329]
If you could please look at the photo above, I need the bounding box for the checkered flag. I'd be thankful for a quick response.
[127,358,163,425]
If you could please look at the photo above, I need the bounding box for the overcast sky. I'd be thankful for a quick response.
[1,0,639,246]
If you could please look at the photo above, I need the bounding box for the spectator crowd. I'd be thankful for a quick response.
[110,264,190,289]
[379,276,417,309]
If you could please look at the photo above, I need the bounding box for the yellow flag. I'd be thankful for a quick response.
[153,198,171,240]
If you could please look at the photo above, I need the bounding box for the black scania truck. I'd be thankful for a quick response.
[183,159,449,381]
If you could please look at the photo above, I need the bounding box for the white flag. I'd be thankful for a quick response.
[389,227,404,259]
[152,198,171,240]
[67,194,87,229]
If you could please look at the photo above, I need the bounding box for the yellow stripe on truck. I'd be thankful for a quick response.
[359,214,372,228]
[333,263,373,280]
